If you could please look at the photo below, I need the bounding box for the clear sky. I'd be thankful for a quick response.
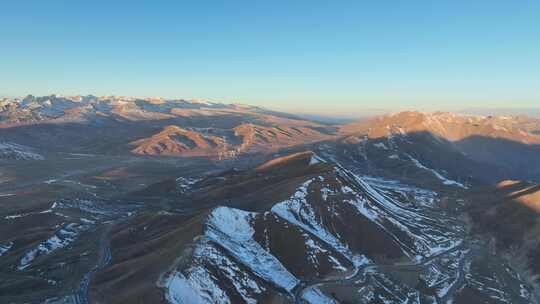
[1,1,539,114]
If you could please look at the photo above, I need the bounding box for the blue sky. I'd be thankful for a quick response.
[1,1,539,114]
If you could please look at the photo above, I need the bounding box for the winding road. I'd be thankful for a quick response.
[72,224,113,304]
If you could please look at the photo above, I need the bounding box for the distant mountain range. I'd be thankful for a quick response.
[460,107,540,118]
[0,95,338,159]
[2,95,540,183]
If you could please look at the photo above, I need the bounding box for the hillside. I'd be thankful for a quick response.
[340,111,540,183]
[466,180,540,285]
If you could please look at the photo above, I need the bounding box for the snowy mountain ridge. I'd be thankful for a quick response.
[157,154,530,304]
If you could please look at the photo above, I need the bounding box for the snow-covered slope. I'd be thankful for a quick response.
[0,142,44,160]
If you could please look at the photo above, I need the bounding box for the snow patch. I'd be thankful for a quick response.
[176,177,201,194]
[302,288,337,304]
[206,207,299,292]
[0,242,13,256]
[0,142,44,160]
[373,142,388,150]
[309,153,326,166]
[407,155,467,189]
[4,208,53,220]
[18,223,89,270]
[271,179,367,266]
[165,273,208,304]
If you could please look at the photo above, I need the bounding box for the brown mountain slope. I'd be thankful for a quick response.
[466,180,540,283]
[341,111,540,144]
[498,180,540,213]
[129,123,332,158]
[130,125,226,156]
[233,123,331,153]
